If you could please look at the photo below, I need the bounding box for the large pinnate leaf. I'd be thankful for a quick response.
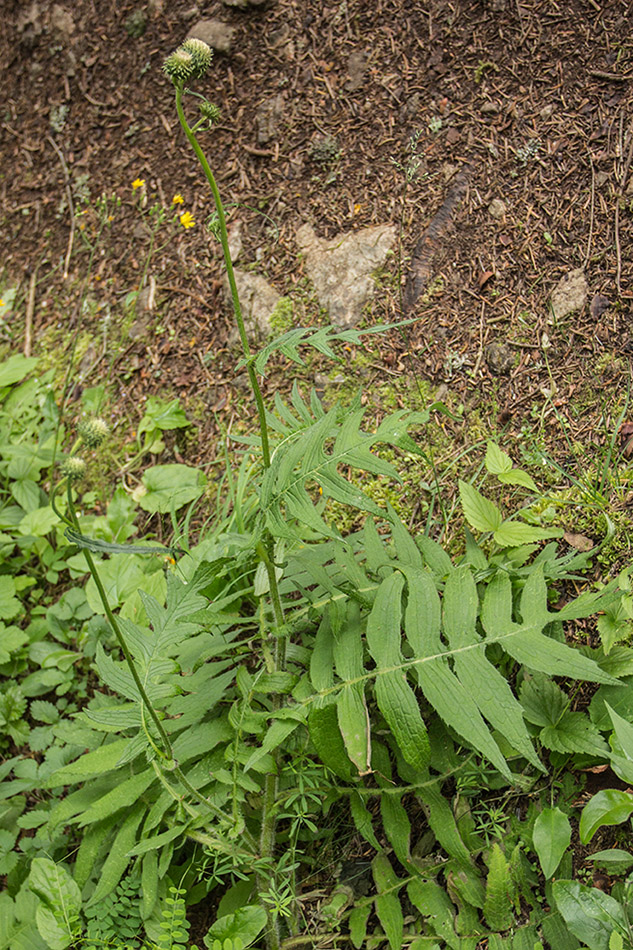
[259,389,431,539]
[443,566,542,770]
[403,566,511,780]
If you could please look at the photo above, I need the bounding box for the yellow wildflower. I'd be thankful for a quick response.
[180,211,195,229]
[172,193,184,205]
[132,178,146,190]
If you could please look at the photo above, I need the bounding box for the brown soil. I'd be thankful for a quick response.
[3,0,633,480]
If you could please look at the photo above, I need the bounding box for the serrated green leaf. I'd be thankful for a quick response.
[88,806,144,905]
[497,469,537,490]
[483,844,513,931]
[485,442,513,475]
[533,808,571,878]
[372,853,404,950]
[459,480,502,532]
[540,711,608,757]
[367,572,429,771]
[349,791,381,851]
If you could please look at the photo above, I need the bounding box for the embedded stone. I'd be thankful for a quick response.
[296,222,396,328]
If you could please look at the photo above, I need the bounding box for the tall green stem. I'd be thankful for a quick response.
[173,83,289,950]
[174,87,271,468]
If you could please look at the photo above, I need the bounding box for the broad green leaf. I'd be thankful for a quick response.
[485,442,513,475]
[29,858,81,950]
[46,738,132,786]
[349,905,370,950]
[0,887,47,950]
[203,905,267,949]
[308,700,353,780]
[540,711,608,757]
[334,601,371,774]
[372,853,403,950]
[18,507,60,537]
[497,469,537,491]
[0,575,20,620]
[136,463,206,513]
[404,567,511,780]
[494,520,560,547]
[407,878,458,945]
[0,354,39,387]
[588,850,633,872]
[553,880,627,950]
[579,790,633,844]
[533,807,571,878]
[606,702,633,760]
[459,480,502,533]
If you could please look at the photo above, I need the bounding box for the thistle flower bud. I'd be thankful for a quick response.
[61,457,86,482]
[181,38,213,79]
[163,48,195,85]
[163,38,213,86]
[199,100,221,125]
[78,417,109,448]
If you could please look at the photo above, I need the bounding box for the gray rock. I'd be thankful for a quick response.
[345,51,368,92]
[223,0,267,6]
[187,19,235,53]
[227,220,243,263]
[50,5,75,40]
[228,270,281,335]
[481,101,500,115]
[296,222,396,328]
[256,94,284,145]
[488,198,506,220]
[550,268,588,322]
[486,341,514,375]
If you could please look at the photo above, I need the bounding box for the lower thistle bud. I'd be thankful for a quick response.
[61,457,86,482]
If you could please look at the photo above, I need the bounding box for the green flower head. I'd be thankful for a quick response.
[182,38,213,78]
[199,100,221,125]
[163,47,195,85]
[163,38,213,86]
[78,417,109,448]
[61,456,86,482]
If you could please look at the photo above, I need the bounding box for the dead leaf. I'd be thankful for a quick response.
[620,421,633,458]
[478,269,495,289]
[590,293,610,320]
[563,531,595,552]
